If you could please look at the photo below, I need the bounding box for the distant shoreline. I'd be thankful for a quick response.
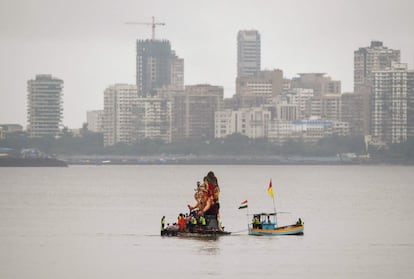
[2,155,410,167]
[60,155,409,166]
[0,157,68,167]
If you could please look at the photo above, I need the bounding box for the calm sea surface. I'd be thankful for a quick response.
[0,165,413,278]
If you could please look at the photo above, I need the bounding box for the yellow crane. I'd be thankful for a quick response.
[125,16,166,40]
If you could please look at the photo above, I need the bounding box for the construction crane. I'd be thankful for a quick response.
[125,16,166,40]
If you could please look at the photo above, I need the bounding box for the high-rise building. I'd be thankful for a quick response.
[183,85,223,140]
[354,41,400,136]
[134,97,172,143]
[27,74,63,137]
[354,41,400,91]
[103,84,138,146]
[371,63,412,144]
[341,92,364,136]
[156,87,186,142]
[407,71,414,138]
[136,39,183,97]
[170,51,184,91]
[237,30,261,78]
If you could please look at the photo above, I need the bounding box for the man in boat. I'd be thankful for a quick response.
[160,217,166,236]
[199,215,206,227]
[252,215,261,229]
[188,215,197,232]
[178,214,186,232]
[252,215,260,229]
[296,218,304,226]
[161,216,166,230]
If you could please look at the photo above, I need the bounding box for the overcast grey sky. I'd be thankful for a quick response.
[1,0,413,128]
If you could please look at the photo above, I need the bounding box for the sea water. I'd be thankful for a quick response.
[0,165,413,279]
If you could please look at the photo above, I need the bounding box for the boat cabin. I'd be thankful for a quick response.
[251,213,277,230]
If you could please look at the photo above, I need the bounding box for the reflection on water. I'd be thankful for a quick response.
[195,238,222,255]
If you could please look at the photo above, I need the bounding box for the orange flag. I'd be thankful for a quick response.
[268,179,274,199]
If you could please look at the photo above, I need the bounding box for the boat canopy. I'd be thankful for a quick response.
[249,212,277,216]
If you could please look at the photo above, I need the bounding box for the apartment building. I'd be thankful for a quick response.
[354,41,401,135]
[86,110,104,133]
[184,85,223,140]
[135,97,172,143]
[236,69,284,107]
[103,84,138,146]
[27,74,63,138]
[371,63,412,144]
[341,92,364,136]
[268,119,349,144]
[215,107,271,139]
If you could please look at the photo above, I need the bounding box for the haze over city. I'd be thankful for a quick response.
[1,0,414,128]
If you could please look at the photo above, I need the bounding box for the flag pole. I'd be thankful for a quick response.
[268,179,277,225]
[239,200,249,230]
[246,204,249,230]
[272,194,277,225]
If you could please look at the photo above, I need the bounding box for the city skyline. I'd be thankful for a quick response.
[1,0,414,128]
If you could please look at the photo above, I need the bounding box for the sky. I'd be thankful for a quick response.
[1,0,414,129]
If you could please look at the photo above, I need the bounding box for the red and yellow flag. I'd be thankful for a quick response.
[268,179,274,199]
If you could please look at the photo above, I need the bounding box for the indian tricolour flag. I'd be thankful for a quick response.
[238,199,248,209]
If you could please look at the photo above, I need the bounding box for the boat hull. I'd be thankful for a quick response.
[161,228,231,238]
[248,224,304,236]
[161,214,230,238]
